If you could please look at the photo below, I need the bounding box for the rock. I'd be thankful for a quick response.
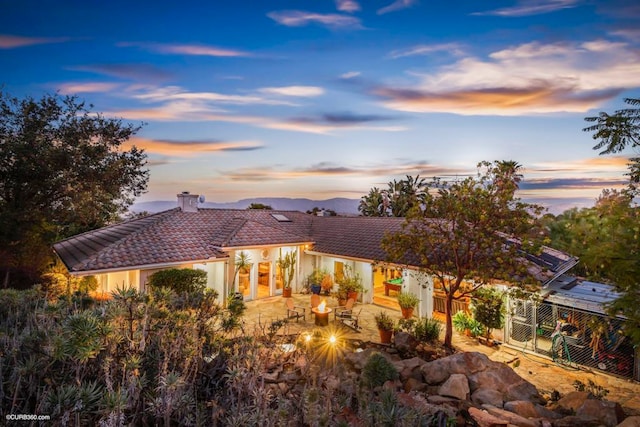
[576,399,625,427]
[503,400,539,419]
[447,352,494,375]
[618,416,640,427]
[468,407,511,427]
[505,380,544,404]
[404,377,427,393]
[420,358,451,384]
[553,415,603,427]
[471,388,504,408]
[482,404,538,427]
[402,356,426,371]
[427,395,462,406]
[551,391,591,415]
[400,366,422,382]
[397,392,439,415]
[438,373,470,400]
[394,331,418,354]
[533,404,562,420]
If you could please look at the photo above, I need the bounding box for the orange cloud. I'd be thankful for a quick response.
[125,137,264,156]
[58,82,120,94]
[0,34,69,48]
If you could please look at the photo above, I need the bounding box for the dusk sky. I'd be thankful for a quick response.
[2,0,639,214]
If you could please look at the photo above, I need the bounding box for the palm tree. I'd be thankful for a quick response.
[359,187,387,217]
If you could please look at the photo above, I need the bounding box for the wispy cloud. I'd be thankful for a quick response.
[133,85,298,106]
[374,39,640,115]
[377,0,418,15]
[520,177,626,190]
[340,71,361,79]
[222,160,466,182]
[257,86,325,97]
[264,112,406,134]
[125,137,264,156]
[267,10,362,29]
[119,42,251,57]
[388,43,465,59]
[57,82,121,94]
[70,63,172,82]
[473,0,580,17]
[336,0,360,13]
[0,34,69,49]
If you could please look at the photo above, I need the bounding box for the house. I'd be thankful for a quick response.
[53,192,638,380]
[53,192,573,315]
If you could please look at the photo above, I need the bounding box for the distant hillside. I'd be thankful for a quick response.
[132,197,361,215]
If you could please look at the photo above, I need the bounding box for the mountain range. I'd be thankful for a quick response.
[132,197,361,215]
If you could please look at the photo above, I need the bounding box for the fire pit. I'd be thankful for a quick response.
[312,300,332,326]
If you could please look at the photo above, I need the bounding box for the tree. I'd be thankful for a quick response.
[359,175,426,217]
[247,203,272,210]
[584,97,640,193]
[358,187,386,217]
[383,161,544,348]
[583,97,640,345]
[0,92,148,287]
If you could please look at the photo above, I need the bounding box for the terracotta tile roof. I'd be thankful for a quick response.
[54,208,315,272]
[54,207,574,279]
[309,216,405,261]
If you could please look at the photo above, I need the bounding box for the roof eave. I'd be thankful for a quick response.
[67,256,229,276]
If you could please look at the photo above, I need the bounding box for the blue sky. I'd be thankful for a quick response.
[2,0,639,213]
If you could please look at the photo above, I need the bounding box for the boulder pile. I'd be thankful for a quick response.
[344,349,630,427]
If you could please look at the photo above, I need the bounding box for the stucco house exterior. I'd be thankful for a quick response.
[54,192,572,317]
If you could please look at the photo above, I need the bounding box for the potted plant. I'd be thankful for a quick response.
[338,265,364,301]
[306,268,327,295]
[333,288,348,306]
[234,251,252,294]
[277,249,297,297]
[397,292,419,319]
[374,311,394,344]
[321,271,334,295]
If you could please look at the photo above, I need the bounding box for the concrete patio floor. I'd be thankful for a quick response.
[241,293,640,414]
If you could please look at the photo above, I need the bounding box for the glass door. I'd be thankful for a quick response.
[258,262,271,299]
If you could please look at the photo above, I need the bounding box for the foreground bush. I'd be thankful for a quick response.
[1,287,452,426]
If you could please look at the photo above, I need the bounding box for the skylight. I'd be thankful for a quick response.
[271,214,291,222]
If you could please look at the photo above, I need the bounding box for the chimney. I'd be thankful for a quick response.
[177,192,199,212]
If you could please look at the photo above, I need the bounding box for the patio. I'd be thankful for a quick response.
[241,293,640,414]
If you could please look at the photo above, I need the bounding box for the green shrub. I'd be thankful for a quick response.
[413,317,442,343]
[471,287,505,339]
[78,275,99,294]
[374,312,394,331]
[396,317,442,343]
[397,292,419,309]
[361,352,398,388]
[148,268,207,294]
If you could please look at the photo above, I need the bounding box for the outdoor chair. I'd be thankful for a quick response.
[337,308,362,331]
[310,294,320,318]
[334,298,355,321]
[286,298,306,322]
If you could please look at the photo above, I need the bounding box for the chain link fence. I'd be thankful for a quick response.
[505,299,638,381]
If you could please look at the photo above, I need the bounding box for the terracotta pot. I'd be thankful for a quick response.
[283,288,292,298]
[379,329,393,344]
[347,291,358,301]
[400,307,414,319]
